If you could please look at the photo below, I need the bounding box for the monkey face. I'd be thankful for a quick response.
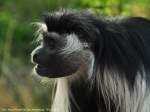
[31,10,98,78]
[31,31,92,78]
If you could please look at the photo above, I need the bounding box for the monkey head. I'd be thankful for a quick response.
[31,10,98,78]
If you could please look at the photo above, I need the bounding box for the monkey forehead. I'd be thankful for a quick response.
[33,22,80,44]
[42,10,95,34]
[34,10,98,43]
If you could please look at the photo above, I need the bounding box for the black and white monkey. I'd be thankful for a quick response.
[31,9,150,112]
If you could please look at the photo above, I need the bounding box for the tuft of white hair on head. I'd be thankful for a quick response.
[31,22,48,42]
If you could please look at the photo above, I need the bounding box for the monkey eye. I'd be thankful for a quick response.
[43,32,56,49]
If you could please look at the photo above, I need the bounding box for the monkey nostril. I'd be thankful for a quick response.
[33,53,39,63]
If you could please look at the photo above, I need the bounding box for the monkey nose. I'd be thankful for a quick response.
[33,52,38,59]
[31,48,42,64]
[32,53,39,63]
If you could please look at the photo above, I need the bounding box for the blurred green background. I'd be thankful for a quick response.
[0,0,150,111]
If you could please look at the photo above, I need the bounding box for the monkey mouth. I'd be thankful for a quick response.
[35,65,52,77]
[35,64,72,78]
[34,63,79,78]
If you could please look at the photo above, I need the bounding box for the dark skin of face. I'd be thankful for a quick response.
[31,32,82,78]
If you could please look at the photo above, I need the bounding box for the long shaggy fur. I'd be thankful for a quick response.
[34,10,150,112]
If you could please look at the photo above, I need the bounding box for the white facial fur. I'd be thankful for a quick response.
[59,33,83,55]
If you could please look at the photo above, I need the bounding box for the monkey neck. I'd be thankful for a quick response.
[69,79,98,112]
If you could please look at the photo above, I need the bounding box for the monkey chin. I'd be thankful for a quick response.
[34,64,79,78]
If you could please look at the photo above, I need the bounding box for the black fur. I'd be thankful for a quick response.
[43,10,150,82]
[33,10,150,112]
